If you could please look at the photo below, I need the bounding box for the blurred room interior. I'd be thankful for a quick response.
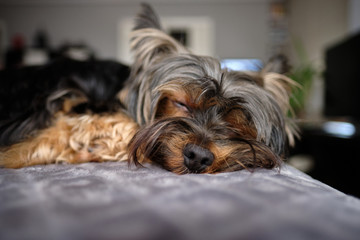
[0,0,359,196]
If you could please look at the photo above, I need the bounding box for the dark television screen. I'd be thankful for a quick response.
[324,32,360,119]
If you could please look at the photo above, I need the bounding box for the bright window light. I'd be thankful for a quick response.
[221,59,263,71]
[322,121,356,138]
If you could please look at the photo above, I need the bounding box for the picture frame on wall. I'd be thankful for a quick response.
[117,16,214,64]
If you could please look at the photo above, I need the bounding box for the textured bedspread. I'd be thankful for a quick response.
[1,162,360,240]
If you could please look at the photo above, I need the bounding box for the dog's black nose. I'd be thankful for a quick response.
[183,144,214,172]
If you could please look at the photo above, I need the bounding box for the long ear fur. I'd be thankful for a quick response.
[130,3,189,75]
[261,55,300,146]
[134,3,162,30]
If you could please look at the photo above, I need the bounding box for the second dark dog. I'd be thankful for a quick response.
[0,58,130,146]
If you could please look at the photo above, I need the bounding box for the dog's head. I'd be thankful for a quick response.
[123,3,297,174]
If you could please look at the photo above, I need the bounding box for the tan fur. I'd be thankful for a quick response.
[0,112,139,168]
[262,72,301,146]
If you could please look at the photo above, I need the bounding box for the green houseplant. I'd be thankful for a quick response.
[289,39,317,118]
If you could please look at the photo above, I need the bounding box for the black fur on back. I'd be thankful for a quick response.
[0,58,130,146]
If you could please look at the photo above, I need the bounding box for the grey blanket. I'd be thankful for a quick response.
[1,162,360,240]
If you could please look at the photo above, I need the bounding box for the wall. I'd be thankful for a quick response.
[287,0,348,119]
[287,0,348,69]
[0,0,270,63]
[349,0,360,34]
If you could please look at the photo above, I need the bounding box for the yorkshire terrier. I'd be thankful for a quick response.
[119,3,298,174]
[0,58,138,168]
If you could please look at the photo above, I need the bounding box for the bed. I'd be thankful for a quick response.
[1,161,360,240]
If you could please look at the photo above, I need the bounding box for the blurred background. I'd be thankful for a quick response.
[0,0,359,196]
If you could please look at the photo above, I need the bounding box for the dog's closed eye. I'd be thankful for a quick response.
[173,100,191,113]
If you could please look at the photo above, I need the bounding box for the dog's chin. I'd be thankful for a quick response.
[128,117,281,174]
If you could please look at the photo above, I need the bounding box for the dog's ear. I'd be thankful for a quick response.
[134,3,162,30]
[260,55,300,146]
[260,55,298,114]
[261,54,291,75]
[130,3,189,72]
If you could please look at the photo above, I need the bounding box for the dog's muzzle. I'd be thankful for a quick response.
[183,144,214,172]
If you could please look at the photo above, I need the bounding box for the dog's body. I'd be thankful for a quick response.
[0,58,130,146]
[0,4,297,174]
[0,112,138,168]
[0,58,137,167]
